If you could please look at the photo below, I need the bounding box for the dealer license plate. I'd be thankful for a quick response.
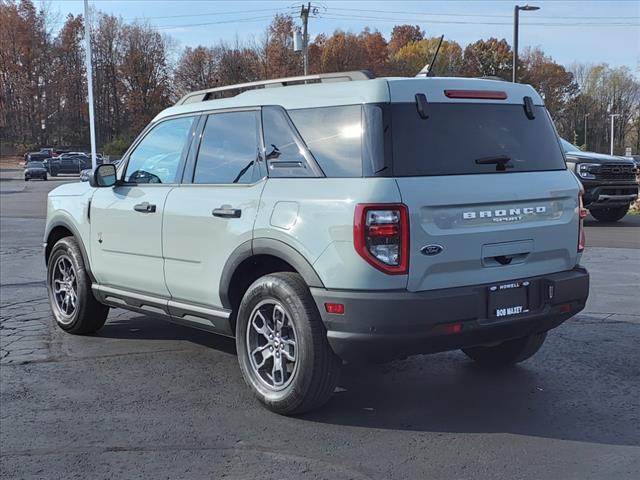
[488,281,530,319]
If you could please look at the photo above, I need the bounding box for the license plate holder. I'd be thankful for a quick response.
[488,281,530,319]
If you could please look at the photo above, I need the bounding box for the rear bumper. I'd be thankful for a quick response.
[311,267,589,363]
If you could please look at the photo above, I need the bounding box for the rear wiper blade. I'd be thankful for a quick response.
[475,155,512,171]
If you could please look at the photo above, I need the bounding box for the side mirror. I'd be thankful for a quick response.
[90,163,117,188]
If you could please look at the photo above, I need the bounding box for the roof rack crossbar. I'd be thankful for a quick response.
[176,70,375,105]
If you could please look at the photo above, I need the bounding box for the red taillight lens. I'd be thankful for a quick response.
[354,204,409,275]
[578,192,587,252]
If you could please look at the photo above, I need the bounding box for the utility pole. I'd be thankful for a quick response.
[300,2,311,75]
[610,113,620,155]
[83,0,97,170]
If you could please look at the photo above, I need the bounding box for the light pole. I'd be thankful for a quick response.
[584,113,589,149]
[83,0,97,170]
[513,4,540,83]
[609,113,620,155]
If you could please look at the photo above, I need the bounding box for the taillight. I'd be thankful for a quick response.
[354,204,409,274]
[578,192,587,252]
[444,89,508,100]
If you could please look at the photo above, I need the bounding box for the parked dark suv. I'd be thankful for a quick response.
[562,139,638,222]
[48,153,93,176]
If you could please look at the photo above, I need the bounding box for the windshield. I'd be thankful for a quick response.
[27,162,44,168]
[560,138,580,153]
[390,103,566,176]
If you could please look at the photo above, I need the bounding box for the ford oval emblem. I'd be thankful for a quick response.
[420,244,444,256]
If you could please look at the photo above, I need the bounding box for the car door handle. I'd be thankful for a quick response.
[212,206,241,218]
[133,202,156,213]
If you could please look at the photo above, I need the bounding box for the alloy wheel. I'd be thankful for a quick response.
[52,255,78,323]
[246,300,298,391]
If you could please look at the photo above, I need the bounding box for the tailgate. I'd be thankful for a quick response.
[396,170,581,292]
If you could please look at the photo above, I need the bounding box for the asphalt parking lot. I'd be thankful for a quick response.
[1,171,639,479]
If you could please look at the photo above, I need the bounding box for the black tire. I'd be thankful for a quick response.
[462,332,547,367]
[24,178,29,181]
[47,236,109,334]
[50,169,58,177]
[236,272,341,415]
[43,175,47,181]
[589,205,629,222]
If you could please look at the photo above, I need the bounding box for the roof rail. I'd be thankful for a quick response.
[175,70,375,105]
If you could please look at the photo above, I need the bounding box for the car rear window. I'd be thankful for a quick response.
[391,103,566,176]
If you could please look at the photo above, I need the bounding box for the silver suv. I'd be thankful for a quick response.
[44,71,590,414]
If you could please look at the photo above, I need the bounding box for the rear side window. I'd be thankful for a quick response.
[391,103,566,176]
[193,111,261,184]
[288,105,363,177]
[262,107,316,178]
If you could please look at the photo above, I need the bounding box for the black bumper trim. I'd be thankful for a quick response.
[311,267,589,362]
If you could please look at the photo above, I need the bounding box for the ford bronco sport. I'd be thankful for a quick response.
[44,71,590,414]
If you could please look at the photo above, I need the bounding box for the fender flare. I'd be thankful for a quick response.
[44,218,96,283]
[219,238,324,309]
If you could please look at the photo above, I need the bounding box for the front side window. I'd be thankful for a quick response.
[193,111,261,184]
[125,116,195,184]
[288,105,363,177]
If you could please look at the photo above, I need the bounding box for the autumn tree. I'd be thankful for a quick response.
[308,33,326,74]
[118,23,172,134]
[51,14,87,146]
[359,28,389,75]
[388,24,423,56]
[174,46,221,95]
[519,48,577,134]
[461,37,512,79]
[264,15,300,78]
[393,37,463,77]
[0,0,54,147]
[320,30,367,73]
[92,13,124,145]
[216,43,262,86]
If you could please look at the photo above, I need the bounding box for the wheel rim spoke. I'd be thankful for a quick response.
[251,344,272,369]
[271,354,285,387]
[251,310,271,340]
[246,300,298,391]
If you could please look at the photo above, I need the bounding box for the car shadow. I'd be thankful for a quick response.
[99,314,237,355]
[301,352,639,447]
[97,313,638,448]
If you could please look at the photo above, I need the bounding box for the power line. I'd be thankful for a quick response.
[51,7,288,26]
[153,15,282,30]
[327,6,640,21]
[317,12,639,27]
[125,7,285,22]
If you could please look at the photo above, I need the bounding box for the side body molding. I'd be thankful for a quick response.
[218,238,325,309]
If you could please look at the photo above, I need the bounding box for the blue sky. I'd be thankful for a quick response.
[49,0,639,72]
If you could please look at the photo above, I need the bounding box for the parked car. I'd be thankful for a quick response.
[48,152,93,176]
[44,72,590,414]
[24,148,69,164]
[561,139,638,222]
[24,161,48,181]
